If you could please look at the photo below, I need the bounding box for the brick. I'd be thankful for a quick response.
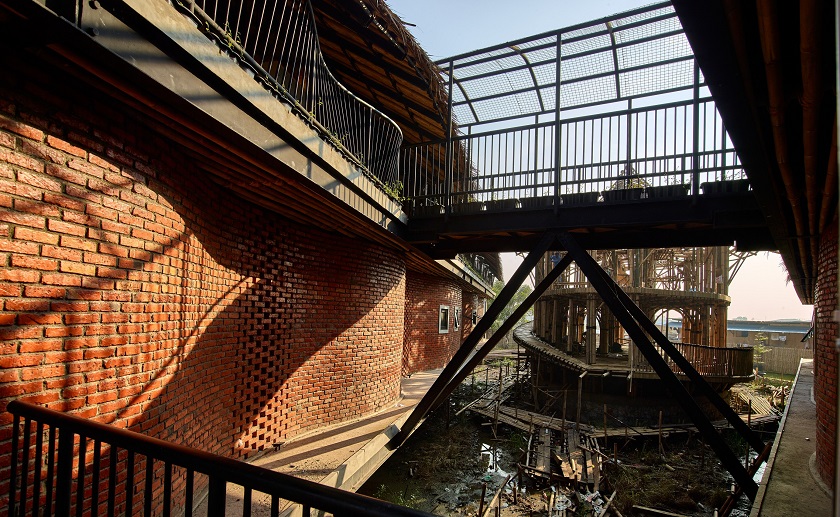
[10,254,58,271]
[17,313,62,325]
[45,163,87,187]
[0,208,44,228]
[46,135,86,157]
[0,147,43,172]
[41,245,82,261]
[0,113,43,141]
[47,219,85,236]
[18,170,61,192]
[14,226,58,245]
[59,235,97,252]
[40,272,81,287]
[59,261,95,276]
[0,269,39,283]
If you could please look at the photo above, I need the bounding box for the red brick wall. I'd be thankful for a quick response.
[814,218,838,486]
[402,272,463,374]
[461,292,487,342]
[0,55,406,510]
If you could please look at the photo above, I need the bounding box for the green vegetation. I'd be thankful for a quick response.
[489,280,533,337]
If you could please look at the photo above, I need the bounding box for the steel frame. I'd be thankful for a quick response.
[394,231,767,502]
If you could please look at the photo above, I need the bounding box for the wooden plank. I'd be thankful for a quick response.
[632,505,690,516]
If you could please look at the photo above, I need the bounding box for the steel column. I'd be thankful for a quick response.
[443,61,455,216]
[389,232,558,448]
[558,232,758,500]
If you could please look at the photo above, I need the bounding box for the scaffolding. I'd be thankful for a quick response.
[533,247,755,367]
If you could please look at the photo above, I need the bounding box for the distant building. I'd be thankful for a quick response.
[726,320,813,350]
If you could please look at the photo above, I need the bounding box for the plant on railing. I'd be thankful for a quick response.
[382,180,404,201]
[222,21,242,51]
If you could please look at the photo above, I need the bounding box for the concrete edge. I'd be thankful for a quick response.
[809,452,834,497]
[94,0,407,229]
[749,358,811,517]
[280,412,413,517]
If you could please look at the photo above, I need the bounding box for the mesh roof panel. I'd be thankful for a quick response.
[439,2,697,125]
[620,60,694,98]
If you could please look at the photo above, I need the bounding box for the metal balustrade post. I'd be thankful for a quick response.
[9,415,19,517]
[55,428,74,517]
[208,477,226,517]
[625,99,633,180]
[692,60,701,197]
[553,36,562,211]
[444,61,455,218]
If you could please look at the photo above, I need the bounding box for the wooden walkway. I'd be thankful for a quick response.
[464,375,780,490]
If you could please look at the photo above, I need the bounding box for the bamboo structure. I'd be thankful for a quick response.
[533,247,752,368]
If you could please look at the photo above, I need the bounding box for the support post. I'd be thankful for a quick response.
[691,60,701,198]
[553,35,563,209]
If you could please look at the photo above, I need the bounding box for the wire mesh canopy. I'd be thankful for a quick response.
[441,2,695,127]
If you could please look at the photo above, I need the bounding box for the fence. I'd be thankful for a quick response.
[173,0,403,189]
[758,347,814,375]
[631,342,754,380]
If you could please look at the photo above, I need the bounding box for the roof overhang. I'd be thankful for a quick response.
[672,0,838,304]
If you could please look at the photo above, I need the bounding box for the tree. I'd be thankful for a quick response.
[489,280,534,337]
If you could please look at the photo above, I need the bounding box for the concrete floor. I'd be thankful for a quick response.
[751,359,833,516]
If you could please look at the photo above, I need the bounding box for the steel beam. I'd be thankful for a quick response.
[389,232,558,448]
[558,232,758,500]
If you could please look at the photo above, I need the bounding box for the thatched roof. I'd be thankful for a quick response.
[311,0,450,145]
[311,1,503,284]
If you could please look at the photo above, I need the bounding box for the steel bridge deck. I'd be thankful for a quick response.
[406,192,771,256]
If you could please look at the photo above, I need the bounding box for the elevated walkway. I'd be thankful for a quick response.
[513,325,754,387]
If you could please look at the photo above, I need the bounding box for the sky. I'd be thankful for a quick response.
[387,0,815,322]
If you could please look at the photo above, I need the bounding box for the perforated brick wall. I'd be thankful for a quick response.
[0,54,407,510]
[814,218,838,487]
[402,272,464,374]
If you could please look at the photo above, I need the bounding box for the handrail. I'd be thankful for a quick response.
[400,95,744,207]
[631,342,754,379]
[6,400,430,517]
[173,0,403,194]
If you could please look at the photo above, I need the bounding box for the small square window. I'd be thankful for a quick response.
[439,305,450,334]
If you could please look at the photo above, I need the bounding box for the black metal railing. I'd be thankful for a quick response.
[6,400,430,517]
[631,342,754,380]
[173,0,403,193]
[399,2,749,216]
[401,97,745,212]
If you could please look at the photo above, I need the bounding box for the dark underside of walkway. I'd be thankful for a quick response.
[407,192,770,256]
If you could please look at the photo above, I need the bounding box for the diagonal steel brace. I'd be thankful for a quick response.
[389,232,558,448]
[579,245,766,454]
[558,232,759,500]
[422,253,573,415]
